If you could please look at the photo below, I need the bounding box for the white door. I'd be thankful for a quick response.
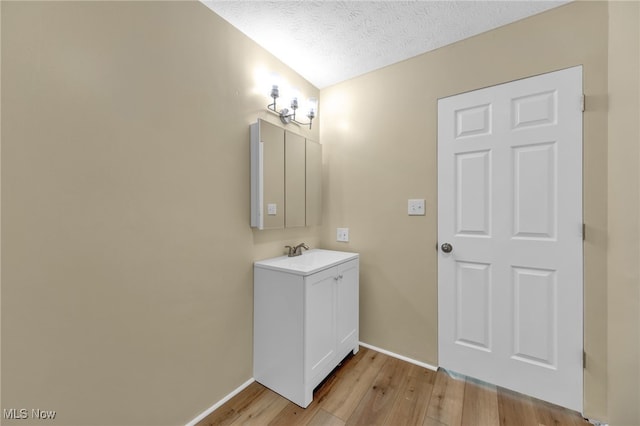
[437,66,583,412]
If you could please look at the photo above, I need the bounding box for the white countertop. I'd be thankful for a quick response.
[254,249,359,276]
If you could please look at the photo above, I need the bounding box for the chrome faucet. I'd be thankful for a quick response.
[285,243,309,257]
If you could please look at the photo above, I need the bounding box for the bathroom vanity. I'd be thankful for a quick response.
[253,249,359,408]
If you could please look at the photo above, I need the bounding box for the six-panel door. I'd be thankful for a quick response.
[438,66,583,411]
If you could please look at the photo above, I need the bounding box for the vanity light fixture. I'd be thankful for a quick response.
[267,85,317,129]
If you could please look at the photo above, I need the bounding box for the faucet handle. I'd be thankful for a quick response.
[293,243,309,256]
[285,245,294,257]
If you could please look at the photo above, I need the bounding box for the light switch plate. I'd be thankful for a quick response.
[408,199,425,216]
[267,203,277,215]
[336,228,349,242]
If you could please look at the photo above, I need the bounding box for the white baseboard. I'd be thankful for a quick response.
[185,377,255,426]
[186,344,435,425]
[585,419,608,426]
[359,341,438,372]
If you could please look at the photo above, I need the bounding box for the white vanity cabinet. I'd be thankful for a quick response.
[253,249,359,408]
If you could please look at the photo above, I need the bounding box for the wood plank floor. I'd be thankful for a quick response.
[197,347,590,426]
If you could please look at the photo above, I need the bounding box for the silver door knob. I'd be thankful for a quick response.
[441,243,453,253]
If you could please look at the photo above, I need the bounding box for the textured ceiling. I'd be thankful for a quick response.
[201,1,570,89]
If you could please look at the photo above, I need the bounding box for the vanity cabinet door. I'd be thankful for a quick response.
[305,267,337,385]
[336,260,359,357]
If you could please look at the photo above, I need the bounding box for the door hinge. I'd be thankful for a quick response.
[583,350,587,369]
[583,223,586,241]
[581,94,586,112]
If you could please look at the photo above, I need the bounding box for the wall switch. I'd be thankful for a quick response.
[267,203,277,215]
[336,228,349,242]
[408,199,425,216]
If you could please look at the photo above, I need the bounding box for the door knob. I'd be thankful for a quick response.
[441,243,453,253]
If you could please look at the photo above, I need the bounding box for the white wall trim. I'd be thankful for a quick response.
[585,419,608,426]
[359,341,438,372]
[185,377,255,426]
[185,344,436,425]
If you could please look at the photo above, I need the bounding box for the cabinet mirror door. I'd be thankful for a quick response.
[306,139,322,226]
[260,121,285,229]
[285,131,306,228]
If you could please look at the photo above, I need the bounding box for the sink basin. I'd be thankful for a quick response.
[254,249,358,276]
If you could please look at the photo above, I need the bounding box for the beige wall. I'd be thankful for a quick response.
[607,1,640,425]
[1,2,318,425]
[2,1,639,426]
[319,0,614,421]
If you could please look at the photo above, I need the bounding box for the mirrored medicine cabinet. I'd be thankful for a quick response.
[250,119,322,230]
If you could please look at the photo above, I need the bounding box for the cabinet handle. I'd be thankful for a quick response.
[338,274,343,280]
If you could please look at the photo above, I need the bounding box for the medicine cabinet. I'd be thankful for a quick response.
[250,119,322,230]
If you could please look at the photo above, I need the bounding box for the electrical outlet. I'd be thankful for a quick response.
[336,228,349,242]
[408,199,425,216]
[267,203,277,215]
